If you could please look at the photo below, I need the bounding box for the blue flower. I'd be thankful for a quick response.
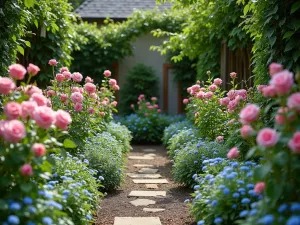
[9,202,21,211]
[197,220,205,225]
[28,206,36,213]
[195,194,202,200]
[211,200,218,207]
[278,204,288,213]
[247,184,254,189]
[249,209,257,216]
[23,197,33,205]
[184,199,190,203]
[238,188,246,193]
[86,214,92,220]
[214,217,223,224]
[237,180,245,185]
[240,166,250,171]
[257,215,274,225]
[63,190,70,196]
[232,204,237,209]
[241,198,251,204]
[8,215,20,224]
[223,188,230,195]
[233,193,240,198]
[42,217,53,225]
[291,203,300,212]
[194,160,198,164]
[239,210,249,217]
[26,222,36,225]
[192,174,198,180]
[194,185,200,190]
[287,216,300,225]
[218,185,225,189]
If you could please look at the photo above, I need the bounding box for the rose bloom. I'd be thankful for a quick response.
[72,87,80,93]
[60,94,68,102]
[138,94,145,100]
[21,164,33,176]
[157,109,161,113]
[205,91,213,99]
[196,91,205,99]
[148,105,154,110]
[191,84,200,94]
[288,132,300,154]
[48,59,57,66]
[256,128,279,148]
[240,125,254,138]
[4,102,21,119]
[214,78,222,86]
[109,79,117,86]
[85,76,93,83]
[33,106,55,129]
[227,90,236,100]
[111,101,118,107]
[103,70,111,77]
[187,87,192,93]
[151,97,157,101]
[24,85,43,96]
[227,100,237,112]
[0,120,7,137]
[55,110,72,130]
[275,107,295,125]
[227,147,239,159]
[230,72,237,79]
[99,112,105,117]
[21,101,37,119]
[0,77,16,94]
[257,85,267,93]
[72,72,83,82]
[287,93,300,111]
[146,102,151,106]
[89,93,97,99]
[60,67,69,73]
[27,63,40,76]
[254,182,265,194]
[74,103,83,112]
[32,143,46,157]
[84,83,96,94]
[8,64,27,80]
[237,89,247,100]
[30,93,48,106]
[70,92,84,103]
[154,104,158,108]
[47,90,55,97]
[216,136,224,142]
[63,71,72,80]
[240,104,260,124]
[219,97,230,106]
[209,84,217,92]
[270,70,294,95]
[87,107,95,114]
[3,120,26,143]
[113,85,120,91]
[144,113,149,117]
[263,85,276,98]
[269,62,283,76]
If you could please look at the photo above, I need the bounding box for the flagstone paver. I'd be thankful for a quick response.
[132,179,169,184]
[126,173,162,179]
[145,184,159,189]
[133,164,154,168]
[144,153,156,157]
[128,191,167,197]
[130,199,156,207]
[138,168,159,174]
[114,217,162,225]
[142,149,157,153]
[129,156,154,160]
[143,208,165,213]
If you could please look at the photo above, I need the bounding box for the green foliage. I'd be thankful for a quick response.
[68,0,84,9]
[238,0,300,85]
[119,64,159,114]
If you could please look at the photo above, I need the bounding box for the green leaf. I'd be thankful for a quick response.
[34,20,39,28]
[17,45,24,55]
[20,183,33,192]
[273,151,289,166]
[291,1,300,14]
[63,139,77,149]
[246,147,257,159]
[25,41,31,47]
[269,36,276,47]
[254,163,272,180]
[283,31,294,39]
[285,40,297,52]
[24,0,35,8]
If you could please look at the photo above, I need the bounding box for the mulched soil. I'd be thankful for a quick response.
[96,145,196,225]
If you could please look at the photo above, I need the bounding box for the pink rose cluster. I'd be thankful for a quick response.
[136,95,161,114]
[219,89,247,113]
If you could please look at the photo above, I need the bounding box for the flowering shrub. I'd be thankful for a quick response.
[162,120,193,146]
[190,160,261,225]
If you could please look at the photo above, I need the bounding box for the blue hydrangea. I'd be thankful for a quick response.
[291,203,300,212]
[247,184,254,189]
[9,202,21,211]
[214,217,223,224]
[194,185,200,190]
[8,215,20,225]
[239,210,249,217]
[232,204,237,209]
[257,214,274,225]
[241,198,251,204]
[197,220,205,225]
[287,216,300,225]
[23,197,33,205]
[278,204,288,213]
[233,193,240,198]
[42,217,53,225]
[184,199,190,203]
[211,200,218,207]
[223,188,230,195]
[249,209,257,216]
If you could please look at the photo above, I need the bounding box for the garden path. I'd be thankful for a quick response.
[96,145,195,225]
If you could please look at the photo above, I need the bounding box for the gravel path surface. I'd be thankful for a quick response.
[96,145,196,225]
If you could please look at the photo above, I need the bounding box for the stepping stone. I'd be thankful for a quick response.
[146,184,159,189]
[144,153,156,157]
[134,164,154,168]
[133,179,168,184]
[114,217,161,225]
[129,156,154,160]
[143,208,165,213]
[130,199,156,206]
[138,168,159,174]
[129,191,166,197]
[126,173,162,179]
[143,149,157,153]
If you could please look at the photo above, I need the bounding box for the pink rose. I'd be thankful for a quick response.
[0,120,7,136]
[227,100,237,112]
[146,102,151,106]
[113,85,120,91]
[196,91,205,99]
[33,106,55,129]
[269,63,283,76]
[230,72,237,79]
[99,112,105,117]
[237,89,247,100]
[24,85,42,96]
[270,70,294,95]
[209,84,217,92]
[74,103,83,112]
[72,72,83,82]
[144,113,149,117]
[256,128,279,147]
[55,110,72,130]
[0,77,16,94]
[8,64,26,80]
[48,59,57,66]
[60,94,68,102]
[100,87,105,92]
[288,132,300,154]
[191,85,200,94]
[55,73,64,82]
[47,90,55,97]
[219,97,230,106]
[103,70,111,77]
[21,101,37,119]
[154,104,158,108]
[87,107,95,114]
[240,125,254,138]
[85,76,93,83]
[3,120,26,143]
[213,78,222,86]
[72,87,80,93]
[60,67,69,73]
[32,143,46,157]
[21,164,33,176]
[262,85,276,98]
[70,92,83,103]
[148,105,154,109]
[187,87,192,93]
[287,93,300,111]
[109,79,117,86]
[89,93,97,99]
[257,85,267,93]
[240,104,260,124]
[30,93,48,106]
[227,90,236,100]
[216,136,224,142]
[112,101,117,107]
[254,182,265,194]
[200,88,206,92]
[151,97,157,101]
[227,147,239,159]
[27,63,40,76]
[63,71,71,80]
[205,91,213,99]
[4,102,21,119]
[84,83,96,94]
[138,94,145,100]
[275,107,295,125]
[157,109,161,113]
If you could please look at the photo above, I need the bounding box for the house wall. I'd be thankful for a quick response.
[118,34,179,113]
